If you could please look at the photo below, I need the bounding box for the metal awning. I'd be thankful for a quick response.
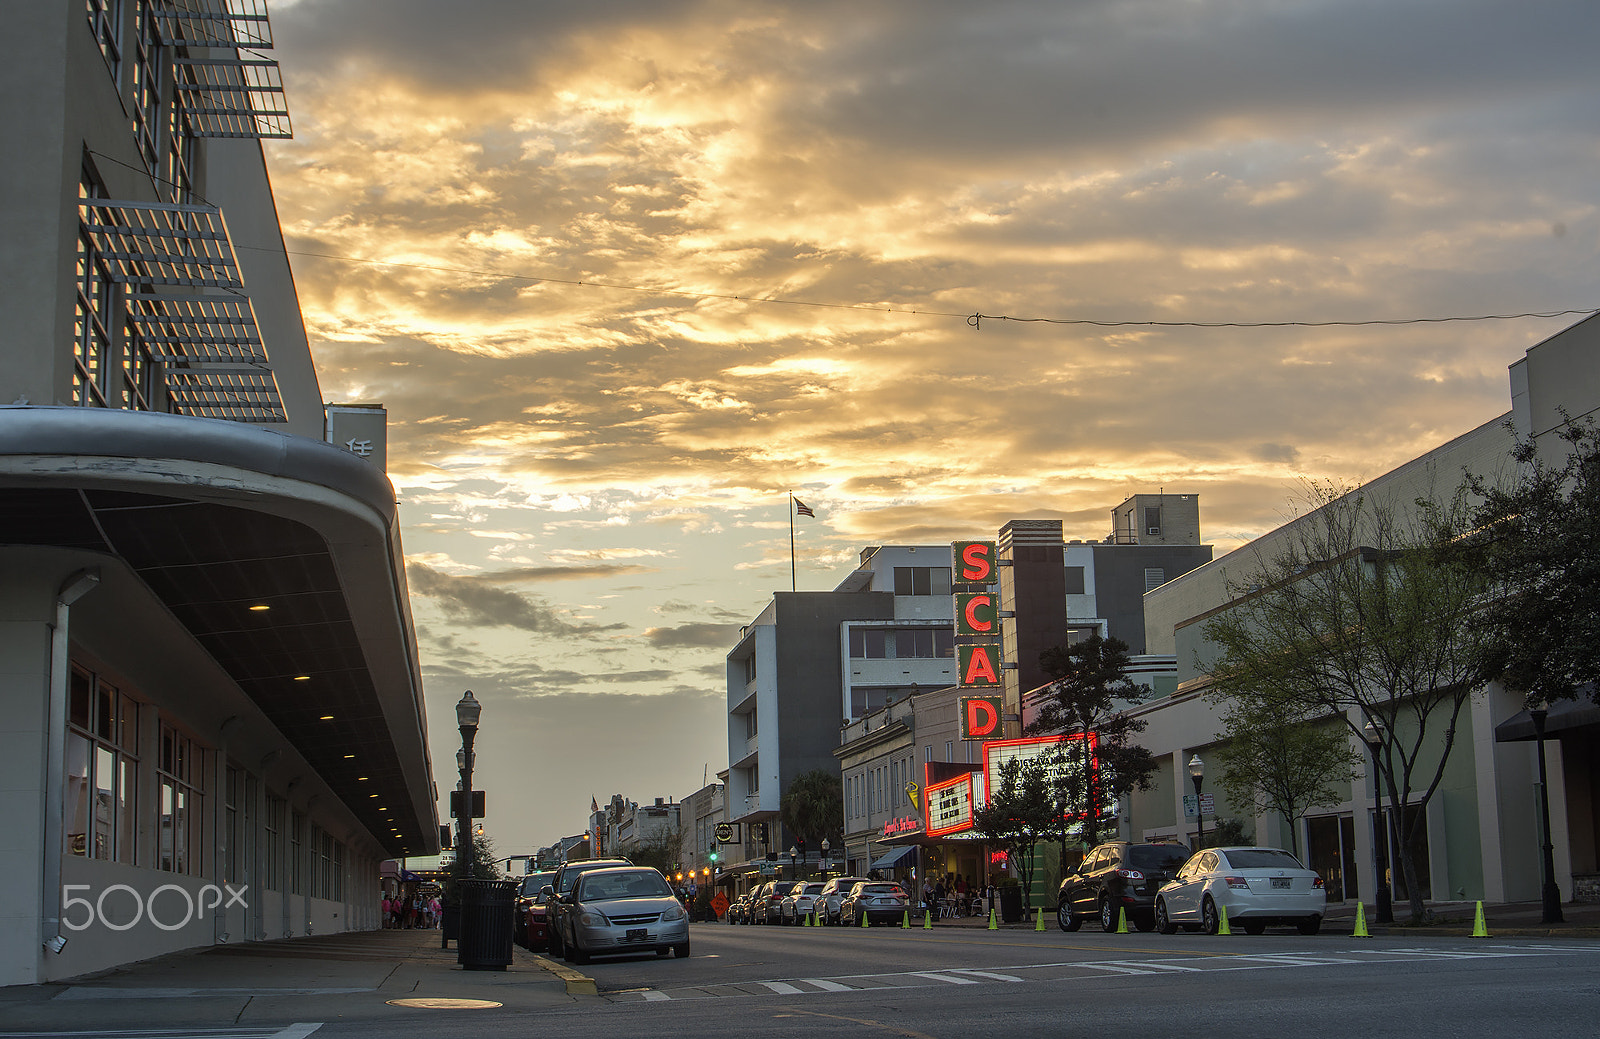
[1494,694,1600,743]
[153,0,275,49]
[81,199,246,289]
[127,293,264,363]
[870,845,919,871]
[175,58,291,138]
[166,368,286,423]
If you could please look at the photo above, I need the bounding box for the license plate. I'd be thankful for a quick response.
[1271,878,1292,889]
[624,927,648,942]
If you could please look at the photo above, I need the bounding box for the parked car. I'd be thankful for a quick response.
[781,881,827,924]
[1057,840,1191,933]
[544,857,632,958]
[562,866,690,962]
[754,880,789,924]
[839,881,911,926]
[514,869,557,949]
[818,876,870,925]
[1155,846,1327,935]
[726,892,751,924]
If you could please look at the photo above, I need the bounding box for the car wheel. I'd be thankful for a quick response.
[674,940,691,958]
[548,926,563,958]
[1134,914,1157,933]
[567,936,590,965]
[1297,915,1322,936]
[1242,921,1266,935]
[1155,898,1178,935]
[1100,898,1119,933]
[1201,896,1220,936]
[1058,903,1081,932]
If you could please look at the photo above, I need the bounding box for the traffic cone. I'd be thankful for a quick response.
[1115,906,1129,933]
[1217,903,1232,936]
[987,906,998,930]
[902,910,910,929]
[1352,902,1371,938]
[923,910,933,930]
[1471,901,1490,938]
[804,910,813,926]
[1035,907,1046,932]
[860,909,869,928]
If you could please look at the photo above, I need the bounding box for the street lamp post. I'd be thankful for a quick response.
[821,838,830,872]
[1363,718,1394,924]
[788,845,798,882]
[1530,706,1565,924]
[455,690,482,958]
[1188,755,1206,849]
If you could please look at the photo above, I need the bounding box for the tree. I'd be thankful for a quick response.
[628,825,684,878]
[971,756,1057,910]
[779,768,844,850]
[1025,634,1160,853]
[1207,697,1360,856]
[1203,481,1496,923]
[1462,416,1600,706]
[442,829,502,901]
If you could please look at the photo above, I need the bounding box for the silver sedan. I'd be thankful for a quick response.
[1155,846,1327,935]
[563,867,691,962]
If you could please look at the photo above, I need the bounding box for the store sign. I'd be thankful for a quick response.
[955,592,998,636]
[883,815,922,837]
[952,541,998,584]
[958,643,1003,687]
[983,733,1106,824]
[960,695,1004,740]
[927,774,976,836]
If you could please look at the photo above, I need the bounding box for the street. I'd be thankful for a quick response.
[5,922,1595,1039]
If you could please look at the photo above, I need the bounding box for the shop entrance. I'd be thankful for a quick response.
[1305,814,1358,902]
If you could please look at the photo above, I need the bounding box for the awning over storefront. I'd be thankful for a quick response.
[1494,694,1600,742]
[870,845,919,871]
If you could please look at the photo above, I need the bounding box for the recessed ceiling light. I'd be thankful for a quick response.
[319,715,334,721]
[294,675,311,682]
[249,604,271,612]
[369,793,378,798]
[358,776,369,781]
[343,754,355,759]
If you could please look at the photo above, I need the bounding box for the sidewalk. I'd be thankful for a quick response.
[931,898,1600,937]
[0,927,577,1031]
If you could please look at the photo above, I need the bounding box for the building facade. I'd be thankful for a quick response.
[0,4,437,985]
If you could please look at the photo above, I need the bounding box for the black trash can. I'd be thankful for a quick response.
[457,879,518,970]
[1000,885,1024,923]
[439,900,459,949]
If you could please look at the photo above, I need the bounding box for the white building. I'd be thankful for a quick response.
[0,3,437,985]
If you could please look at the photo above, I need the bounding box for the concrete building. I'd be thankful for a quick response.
[1127,316,1600,908]
[0,4,436,985]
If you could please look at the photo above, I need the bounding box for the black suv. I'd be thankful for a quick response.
[1058,841,1191,932]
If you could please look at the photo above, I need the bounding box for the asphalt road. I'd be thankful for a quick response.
[8,924,1597,1039]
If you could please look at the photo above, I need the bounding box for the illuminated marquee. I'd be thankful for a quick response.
[926,772,977,836]
[953,541,997,585]
[958,643,1003,688]
[955,591,997,636]
[959,695,1004,740]
[983,733,1109,825]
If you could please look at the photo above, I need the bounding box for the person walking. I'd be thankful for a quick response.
[380,895,391,928]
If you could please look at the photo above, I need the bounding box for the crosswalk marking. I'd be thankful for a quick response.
[763,982,805,994]
[908,972,979,985]
[951,970,1024,982]
[801,979,853,991]
[641,991,671,1001]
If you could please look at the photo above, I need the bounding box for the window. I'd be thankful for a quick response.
[743,653,756,684]
[157,722,205,874]
[850,627,952,660]
[1144,568,1166,592]
[893,567,952,596]
[74,167,114,409]
[944,741,954,760]
[924,744,932,762]
[290,811,305,894]
[65,666,139,863]
[264,796,285,891]
[87,0,124,76]
[1064,566,1086,595]
[1144,506,1162,535]
[131,1,167,172]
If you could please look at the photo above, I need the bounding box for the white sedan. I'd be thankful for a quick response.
[1155,846,1327,935]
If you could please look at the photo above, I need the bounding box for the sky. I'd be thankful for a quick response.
[259,0,1600,857]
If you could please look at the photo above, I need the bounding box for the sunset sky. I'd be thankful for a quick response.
[262,0,1600,856]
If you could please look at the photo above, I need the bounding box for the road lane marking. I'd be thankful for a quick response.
[641,991,671,1001]
[763,982,806,994]
[802,979,854,991]
[951,970,1024,982]
[908,972,979,985]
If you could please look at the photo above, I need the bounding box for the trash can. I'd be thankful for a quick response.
[1000,885,1024,923]
[457,879,518,970]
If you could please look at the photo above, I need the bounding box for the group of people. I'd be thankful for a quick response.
[382,892,441,928]
[920,874,988,917]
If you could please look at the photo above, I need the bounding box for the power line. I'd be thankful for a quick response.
[241,243,1599,331]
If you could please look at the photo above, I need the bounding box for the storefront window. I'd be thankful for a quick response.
[66,665,139,863]
[157,722,205,874]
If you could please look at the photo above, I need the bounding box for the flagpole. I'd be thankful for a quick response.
[789,492,797,592]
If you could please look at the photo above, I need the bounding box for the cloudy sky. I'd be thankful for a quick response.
[261,0,1600,856]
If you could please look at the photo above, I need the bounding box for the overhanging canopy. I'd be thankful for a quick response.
[1494,694,1600,743]
[870,845,919,871]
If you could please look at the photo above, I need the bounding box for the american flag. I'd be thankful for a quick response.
[793,497,815,517]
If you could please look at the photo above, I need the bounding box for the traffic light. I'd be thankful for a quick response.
[796,837,806,855]
[708,846,719,864]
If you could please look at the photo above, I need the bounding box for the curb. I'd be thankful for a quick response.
[532,955,597,996]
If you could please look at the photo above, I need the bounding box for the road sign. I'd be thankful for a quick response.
[711,892,729,918]
[1200,793,1215,816]
[1183,793,1198,819]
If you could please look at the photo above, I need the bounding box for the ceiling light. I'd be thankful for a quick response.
[294,675,311,682]
[319,715,334,721]
[248,604,271,612]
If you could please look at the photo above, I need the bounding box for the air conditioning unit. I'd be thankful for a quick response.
[1147,527,1161,535]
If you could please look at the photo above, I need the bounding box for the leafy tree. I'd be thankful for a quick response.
[442,830,502,901]
[971,756,1056,911]
[628,825,684,878]
[1461,416,1600,706]
[1205,817,1252,849]
[1203,481,1496,923]
[1025,634,1160,852]
[1207,697,1360,856]
[780,768,844,851]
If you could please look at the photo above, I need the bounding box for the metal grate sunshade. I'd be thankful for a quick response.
[166,369,287,423]
[80,199,246,289]
[126,292,267,365]
[175,58,291,138]
[153,0,275,49]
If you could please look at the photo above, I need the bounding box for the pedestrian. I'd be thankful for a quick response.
[921,878,934,911]
[380,895,391,928]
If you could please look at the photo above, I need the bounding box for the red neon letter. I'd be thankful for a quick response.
[963,592,994,633]
[965,698,998,737]
[962,646,999,685]
[960,543,993,582]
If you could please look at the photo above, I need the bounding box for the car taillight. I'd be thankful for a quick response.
[1224,876,1251,890]
[1115,869,1145,880]
[1313,876,1325,888]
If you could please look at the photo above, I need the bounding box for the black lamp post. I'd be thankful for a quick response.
[1529,705,1564,924]
[1188,754,1206,849]
[1363,718,1394,924]
[455,690,482,957]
